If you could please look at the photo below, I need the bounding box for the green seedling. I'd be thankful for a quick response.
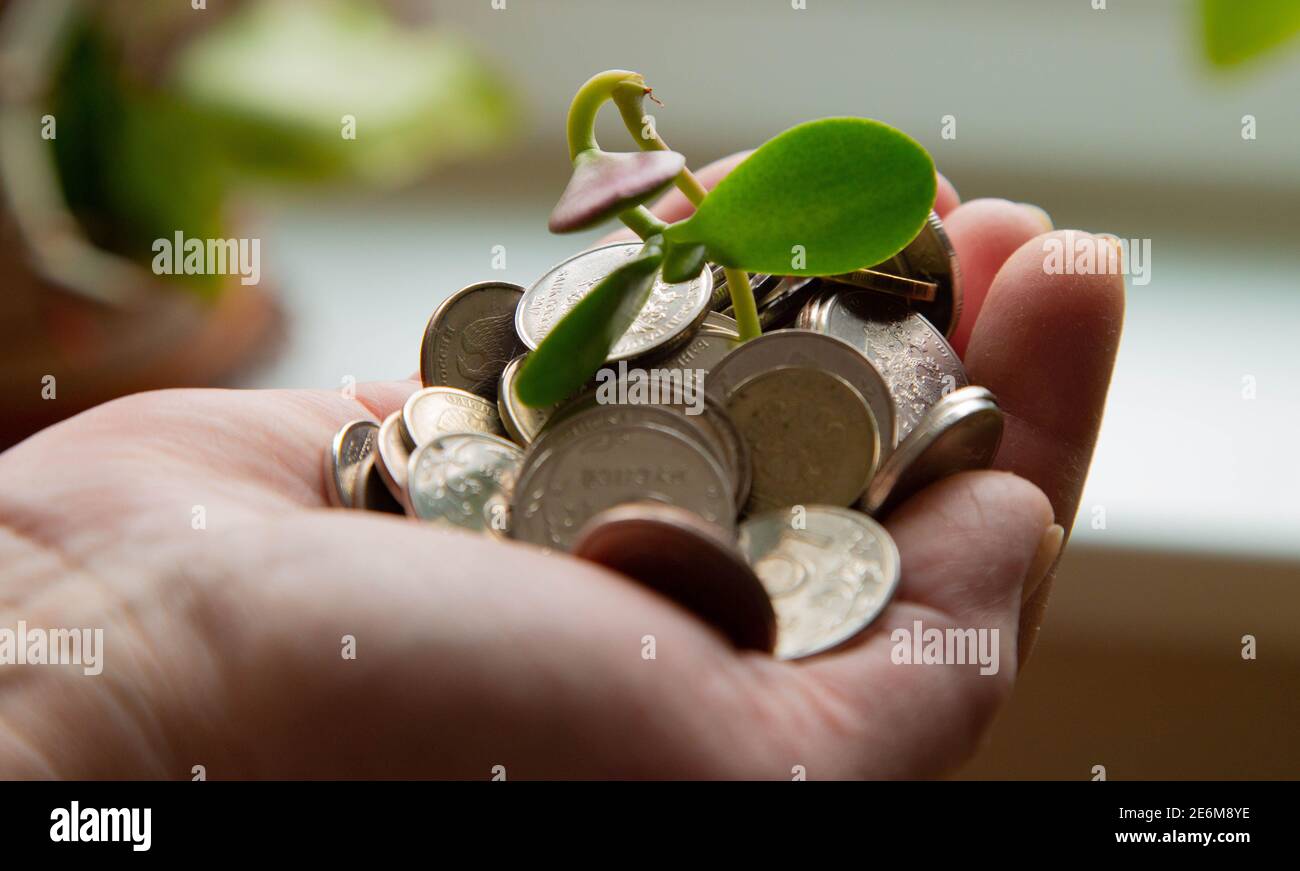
[516,69,936,407]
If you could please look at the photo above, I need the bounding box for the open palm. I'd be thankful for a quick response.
[0,161,1122,779]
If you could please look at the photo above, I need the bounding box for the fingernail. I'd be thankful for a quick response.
[1022,524,1064,605]
[1019,203,1054,233]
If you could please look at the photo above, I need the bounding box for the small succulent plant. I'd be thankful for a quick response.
[515,69,937,407]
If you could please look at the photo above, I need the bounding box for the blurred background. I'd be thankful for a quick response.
[1,0,1297,777]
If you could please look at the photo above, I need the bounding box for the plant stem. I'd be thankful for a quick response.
[565,70,665,244]
[722,267,762,339]
[612,84,710,204]
[620,208,668,240]
[611,82,761,341]
[566,70,641,161]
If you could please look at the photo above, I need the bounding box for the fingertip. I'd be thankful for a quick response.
[945,199,1059,356]
[934,172,960,217]
[974,230,1127,362]
[965,230,1126,525]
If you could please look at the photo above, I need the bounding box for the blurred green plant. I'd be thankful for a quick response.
[49,0,513,297]
[1201,0,1300,67]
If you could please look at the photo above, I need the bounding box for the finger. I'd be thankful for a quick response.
[965,230,1121,667]
[944,198,1056,356]
[1018,522,1065,666]
[934,172,960,218]
[188,379,421,505]
[781,471,1053,778]
[964,230,1125,529]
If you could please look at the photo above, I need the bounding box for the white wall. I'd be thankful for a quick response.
[433,0,1300,192]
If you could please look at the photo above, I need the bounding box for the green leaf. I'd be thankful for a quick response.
[549,148,685,233]
[660,241,708,284]
[1202,0,1300,67]
[664,118,935,276]
[515,237,666,406]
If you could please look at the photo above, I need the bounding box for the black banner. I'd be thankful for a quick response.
[0,781,1287,857]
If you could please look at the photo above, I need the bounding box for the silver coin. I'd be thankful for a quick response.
[642,314,742,376]
[739,505,901,660]
[862,386,1003,517]
[710,268,778,312]
[497,355,562,447]
[799,289,968,441]
[511,404,735,551]
[374,411,412,502]
[716,273,807,329]
[516,242,713,362]
[635,385,751,512]
[705,328,897,456]
[866,210,962,337]
[324,419,378,509]
[532,381,750,511]
[401,386,503,449]
[751,276,820,330]
[354,452,405,515]
[406,432,523,535]
[725,366,880,513]
[685,392,752,513]
[420,280,527,399]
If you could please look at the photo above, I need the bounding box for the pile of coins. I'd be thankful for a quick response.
[324,212,1004,659]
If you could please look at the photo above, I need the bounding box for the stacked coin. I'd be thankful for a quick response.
[324,218,1003,659]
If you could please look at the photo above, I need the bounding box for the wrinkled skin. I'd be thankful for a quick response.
[0,159,1122,779]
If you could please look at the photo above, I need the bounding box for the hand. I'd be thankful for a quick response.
[0,158,1122,779]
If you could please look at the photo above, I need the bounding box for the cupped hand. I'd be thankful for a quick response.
[0,159,1122,779]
